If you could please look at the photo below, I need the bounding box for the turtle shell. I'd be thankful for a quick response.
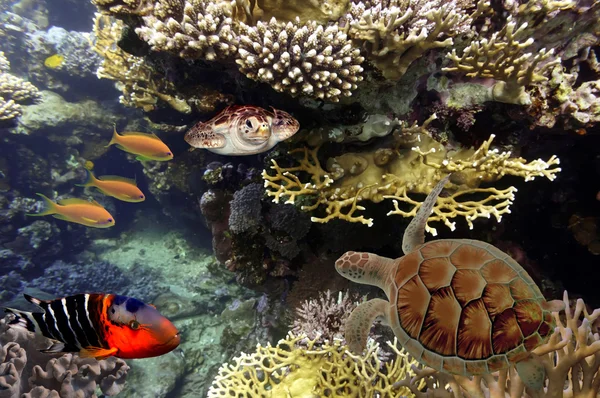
[389,239,555,376]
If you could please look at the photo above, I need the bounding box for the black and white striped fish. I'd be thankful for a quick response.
[4,293,180,359]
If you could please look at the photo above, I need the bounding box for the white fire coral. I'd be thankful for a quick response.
[136,0,237,60]
[236,17,365,102]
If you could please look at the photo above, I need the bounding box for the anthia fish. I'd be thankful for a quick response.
[108,126,174,161]
[4,293,180,359]
[27,194,115,228]
[77,169,145,203]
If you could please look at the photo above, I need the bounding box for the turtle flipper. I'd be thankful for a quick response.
[345,298,390,354]
[515,355,545,390]
[402,174,450,254]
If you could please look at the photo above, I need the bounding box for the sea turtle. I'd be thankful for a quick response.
[335,175,564,390]
[184,105,300,156]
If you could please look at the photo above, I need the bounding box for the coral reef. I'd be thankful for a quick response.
[0,317,128,397]
[207,332,424,397]
[0,51,40,122]
[263,118,561,233]
[236,17,364,101]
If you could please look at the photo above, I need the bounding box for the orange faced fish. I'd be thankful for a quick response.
[27,193,115,228]
[108,126,173,161]
[5,293,180,359]
[77,169,145,203]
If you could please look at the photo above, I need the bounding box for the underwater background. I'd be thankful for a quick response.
[0,0,599,397]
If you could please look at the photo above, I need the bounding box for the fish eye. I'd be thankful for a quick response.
[166,152,172,156]
[107,218,113,222]
[245,120,253,128]
[129,320,140,330]
[139,195,144,199]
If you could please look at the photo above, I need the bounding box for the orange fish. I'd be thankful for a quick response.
[27,193,115,228]
[5,293,180,359]
[77,169,145,203]
[108,126,173,161]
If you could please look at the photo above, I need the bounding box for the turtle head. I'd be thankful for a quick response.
[270,108,300,142]
[335,251,396,294]
[239,115,271,144]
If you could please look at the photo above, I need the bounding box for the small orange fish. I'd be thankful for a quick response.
[77,169,145,203]
[5,293,180,359]
[27,193,115,228]
[108,126,173,161]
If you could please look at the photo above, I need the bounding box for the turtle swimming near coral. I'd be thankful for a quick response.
[335,175,565,390]
[184,105,300,156]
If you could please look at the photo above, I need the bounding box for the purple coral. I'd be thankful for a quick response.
[0,318,128,397]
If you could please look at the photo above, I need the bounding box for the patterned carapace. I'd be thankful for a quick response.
[184,105,299,156]
[335,175,564,390]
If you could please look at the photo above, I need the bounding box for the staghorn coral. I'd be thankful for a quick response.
[135,0,238,60]
[236,17,365,102]
[344,0,477,80]
[207,332,424,397]
[0,317,128,397]
[394,291,600,397]
[444,17,561,105]
[0,51,41,122]
[263,117,560,234]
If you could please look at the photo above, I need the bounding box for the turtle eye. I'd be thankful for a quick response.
[129,320,140,330]
[245,120,253,128]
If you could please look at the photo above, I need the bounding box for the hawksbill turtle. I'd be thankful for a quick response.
[184,105,300,156]
[335,175,564,390]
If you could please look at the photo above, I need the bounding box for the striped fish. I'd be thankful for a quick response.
[4,293,180,359]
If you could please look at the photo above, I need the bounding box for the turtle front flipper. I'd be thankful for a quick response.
[184,124,226,149]
[402,174,450,254]
[346,298,390,354]
[515,355,546,390]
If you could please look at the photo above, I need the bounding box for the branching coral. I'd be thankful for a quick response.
[394,291,600,398]
[135,0,238,60]
[92,0,154,15]
[91,13,192,113]
[236,17,365,102]
[234,0,351,24]
[207,332,424,397]
[263,118,561,233]
[0,51,41,121]
[344,0,477,80]
[444,17,561,105]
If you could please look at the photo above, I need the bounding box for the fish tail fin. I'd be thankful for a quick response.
[4,307,37,333]
[26,193,58,217]
[75,169,97,188]
[107,125,120,147]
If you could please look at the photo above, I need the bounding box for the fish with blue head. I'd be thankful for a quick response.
[4,293,180,359]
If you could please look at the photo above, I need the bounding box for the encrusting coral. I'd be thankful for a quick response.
[207,332,424,397]
[344,0,478,80]
[444,17,560,105]
[0,51,41,122]
[91,13,193,113]
[263,115,561,233]
[0,316,128,397]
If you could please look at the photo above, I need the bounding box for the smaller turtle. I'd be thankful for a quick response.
[335,175,564,390]
[184,105,300,156]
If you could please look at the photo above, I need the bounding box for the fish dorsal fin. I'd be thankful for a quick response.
[57,198,95,206]
[23,294,46,307]
[79,346,118,359]
[97,175,137,185]
[119,131,160,139]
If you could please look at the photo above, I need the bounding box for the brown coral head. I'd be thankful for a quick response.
[374,148,395,167]
[270,107,300,141]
